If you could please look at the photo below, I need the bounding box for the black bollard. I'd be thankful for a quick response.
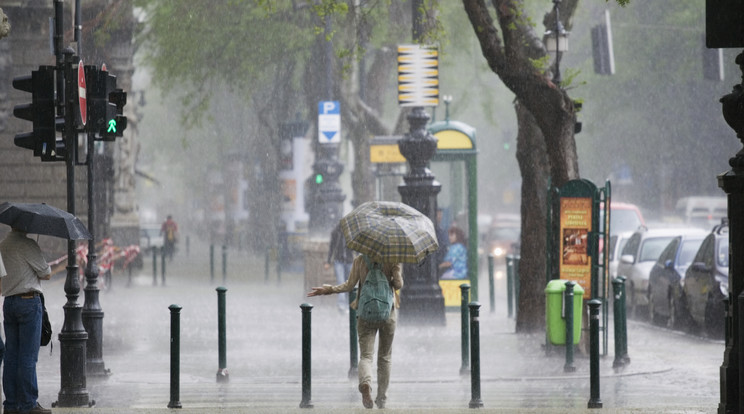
[300,303,314,408]
[514,255,520,318]
[216,287,229,383]
[506,254,514,318]
[222,245,227,283]
[210,244,215,283]
[613,276,630,368]
[564,281,576,373]
[152,247,158,286]
[588,299,603,409]
[161,248,166,286]
[468,302,484,408]
[487,254,495,313]
[348,287,358,379]
[168,304,182,409]
[460,284,471,376]
[612,277,628,368]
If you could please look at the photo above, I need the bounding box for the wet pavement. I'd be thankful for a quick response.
[34,240,722,413]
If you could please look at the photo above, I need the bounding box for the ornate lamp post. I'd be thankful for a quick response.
[397,0,445,325]
[398,107,445,325]
[542,0,569,86]
[718,51,744,414]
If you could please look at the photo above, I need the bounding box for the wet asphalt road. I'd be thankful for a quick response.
[33,240,722,413]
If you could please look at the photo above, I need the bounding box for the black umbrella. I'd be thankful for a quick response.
[0,202,92,240]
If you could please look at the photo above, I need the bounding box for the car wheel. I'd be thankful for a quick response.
[648,288,660,325]
[704,293,725,339]
[668,291,687,331]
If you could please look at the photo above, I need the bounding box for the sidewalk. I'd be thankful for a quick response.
[35,243,721,413]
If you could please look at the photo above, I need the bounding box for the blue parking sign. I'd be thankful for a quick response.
[318,101,340,144]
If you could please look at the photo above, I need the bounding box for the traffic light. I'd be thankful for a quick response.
[107,88,127,139]
[315,173,324,184]
[86,65,127,141]
[12,66,60,161]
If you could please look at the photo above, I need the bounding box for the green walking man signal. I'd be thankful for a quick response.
[107,119,117,134]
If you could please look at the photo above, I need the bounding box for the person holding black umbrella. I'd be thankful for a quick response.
[0,227,62,414]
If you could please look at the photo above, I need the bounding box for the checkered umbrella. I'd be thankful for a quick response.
[340,201,438,264]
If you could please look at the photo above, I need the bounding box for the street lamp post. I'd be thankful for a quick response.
[717,51,744,414]
[398,107,445,325]
[81,130,109,377]
[57,46,90,408]
[397,0,445,325]
[543,0,569,86]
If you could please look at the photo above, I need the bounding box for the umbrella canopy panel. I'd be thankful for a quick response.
[0,202,92,240]
[340,201,438,264]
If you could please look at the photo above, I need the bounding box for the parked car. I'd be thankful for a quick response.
[646,230,707,328]
[139,224,164,255]
[675,196,727,230]
[608,202,646,235]
[681,219,729,338]
[617,227,697,318]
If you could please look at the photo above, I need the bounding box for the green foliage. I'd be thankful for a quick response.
[571,0,738,208]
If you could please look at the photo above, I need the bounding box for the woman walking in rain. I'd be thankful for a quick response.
[308,255,403,409]
[308,201,438,409]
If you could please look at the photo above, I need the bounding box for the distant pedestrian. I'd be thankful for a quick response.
[324,224,356,313]
[0,227,63,414]
[439,225,468,280]
[308,255,403,409]
[160,215,179,261]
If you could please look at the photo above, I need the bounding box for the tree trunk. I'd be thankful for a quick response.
[462,0,580,332]
[515,101,550,332]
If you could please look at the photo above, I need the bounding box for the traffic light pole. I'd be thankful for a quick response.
[82,127,109,377]
[56,47,90,408]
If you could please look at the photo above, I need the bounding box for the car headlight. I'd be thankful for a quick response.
[492,247,505,257]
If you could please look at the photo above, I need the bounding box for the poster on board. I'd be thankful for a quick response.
[559,197,592,299]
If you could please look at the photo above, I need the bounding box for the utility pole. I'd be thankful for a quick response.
[307,14,345,236]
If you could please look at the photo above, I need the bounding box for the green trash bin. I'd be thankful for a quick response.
[545,279,584,345]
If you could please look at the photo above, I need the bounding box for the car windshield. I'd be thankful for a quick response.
[678,239,704,267]
[718,240,729,268]
[638,236,675,262]
[488,226,520,241]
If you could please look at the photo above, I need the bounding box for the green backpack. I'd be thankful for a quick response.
[357,255,394,322]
